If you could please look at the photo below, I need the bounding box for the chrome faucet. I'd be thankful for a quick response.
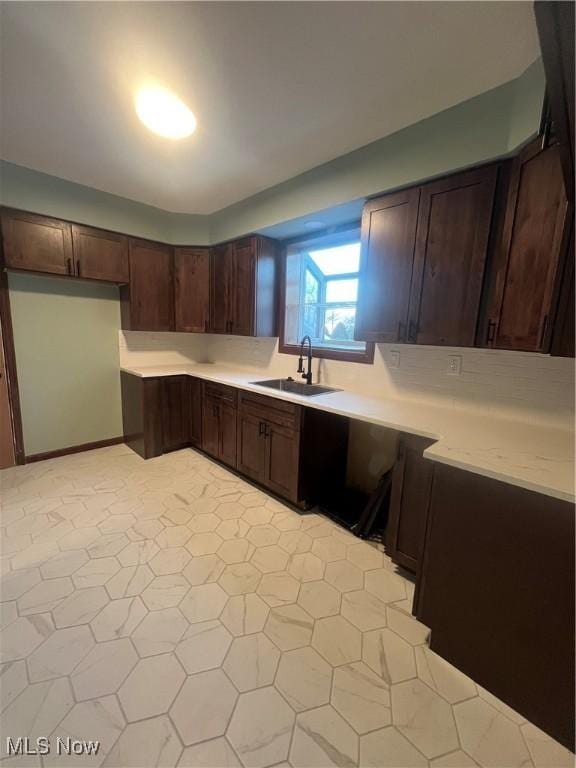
[297,335,313,385]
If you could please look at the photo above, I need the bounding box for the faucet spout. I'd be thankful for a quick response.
[298,336,313,385]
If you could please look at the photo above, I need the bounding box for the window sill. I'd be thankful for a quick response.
[278,341,375,364]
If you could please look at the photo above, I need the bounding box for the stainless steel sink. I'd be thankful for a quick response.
[251,378,340,397]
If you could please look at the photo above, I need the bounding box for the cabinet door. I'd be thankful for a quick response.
[219,402,237,468]
[386,435,435,574]
[408,166,497,346]
[174,248,210,332]
[210,244,233,333]
[71,225,129,282]
[162,376,190,453]
[231,238,255,336]
[237,410,266,483]
[355,188,420,342]
[125,239,174,331]
[189,377,202,446]
[1,209,73,276]
[264,422,300,503]
[487,143,569,352]
[202,399,220,459]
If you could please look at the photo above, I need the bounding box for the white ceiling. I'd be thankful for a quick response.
[0,2,540,214]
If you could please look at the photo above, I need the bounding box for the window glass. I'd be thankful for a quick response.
[283,232,366,353]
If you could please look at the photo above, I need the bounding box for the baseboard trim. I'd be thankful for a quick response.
[25,437,125,464]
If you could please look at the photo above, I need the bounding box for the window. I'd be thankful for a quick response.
[280,230,374,363]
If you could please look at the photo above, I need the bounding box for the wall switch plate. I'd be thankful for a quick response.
[447,355,462,376]
[389,350,401,369]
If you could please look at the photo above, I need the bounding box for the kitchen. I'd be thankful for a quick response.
[0,2,574,767]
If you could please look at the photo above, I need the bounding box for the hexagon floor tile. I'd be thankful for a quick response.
[0,444,571,768]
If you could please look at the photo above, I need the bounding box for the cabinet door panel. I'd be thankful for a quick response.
[264,423,299,503]
[210,244,233,333]
[386,435,435,574]
[72,225,129,282]
[189,377,202,446]
[2,209,73,276]
[355,188,420,342]
[202,399,220,459]
[162,377,190,453]
[232,239,255,336]
[237,411,266,483]
[219,402,237,468]
[126,240,174,331]
[175,248,210,332]
[491,144,569,352]
[409,166,497,346]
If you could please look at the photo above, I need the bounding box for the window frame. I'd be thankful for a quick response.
[278,227,375,364]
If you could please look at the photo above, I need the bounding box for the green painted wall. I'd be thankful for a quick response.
[8,272,123,456]
[0,162,211,245]
[210,59,545,242]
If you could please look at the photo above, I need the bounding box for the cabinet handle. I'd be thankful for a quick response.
[409,321,418,343]
[397,321,405,342]
[66,258,72,274]
[204,319,208,333]
[264,424,270,438]
[259,421,265,436]
[76,259,81,277]
[486,320,497,345]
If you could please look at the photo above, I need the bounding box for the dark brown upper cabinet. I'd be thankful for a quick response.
[210,236,278,337]
[71,224,129,283]
[1,209,74,277]
[121,239,174,331]
[408,165,497,346]
[535,1,574,200]
[174,247,210,333]
[355,188,420,343]
[210,243,234,334]
[483,142,569,353]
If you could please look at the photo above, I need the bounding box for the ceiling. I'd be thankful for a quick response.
[0,2,540,215]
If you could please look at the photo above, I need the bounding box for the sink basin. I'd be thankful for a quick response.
[251,379,340,397]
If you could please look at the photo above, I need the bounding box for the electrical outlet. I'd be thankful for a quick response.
[447,355,462,376]
[389,350,401,369]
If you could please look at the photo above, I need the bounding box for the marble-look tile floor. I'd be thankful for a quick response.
[0,445,572,768]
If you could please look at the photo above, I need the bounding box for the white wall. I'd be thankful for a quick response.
[119,331,574,491]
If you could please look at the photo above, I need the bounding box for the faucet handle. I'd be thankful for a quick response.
[297,356,304,373]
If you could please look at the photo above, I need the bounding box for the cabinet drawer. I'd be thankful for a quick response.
[203,381,238,406]
[239,391,300,429]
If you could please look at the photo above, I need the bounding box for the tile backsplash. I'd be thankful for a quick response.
[120,331,574,429]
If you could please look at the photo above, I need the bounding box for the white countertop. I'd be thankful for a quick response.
[121,363,575,503]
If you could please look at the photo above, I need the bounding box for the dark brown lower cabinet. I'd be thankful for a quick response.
[237,392,301,503]
[237,391,348,507]
[121,372,163,460]
[201,382,238,468]
[161,376,190,453]
[189,377,203,447]
[416,464,575,751]
[386,434,435,573]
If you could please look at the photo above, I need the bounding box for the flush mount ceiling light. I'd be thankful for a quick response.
[135,85,196,139]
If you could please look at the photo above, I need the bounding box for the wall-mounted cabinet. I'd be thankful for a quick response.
[408,165,497,346]
[71,225,129,282]
[1,209,130,283]
[1,209,74,277]
[481,142,570,352]
[120,239,174,331]
[210,236,278,337]
[174,247,210,333]
[356,165,497,347]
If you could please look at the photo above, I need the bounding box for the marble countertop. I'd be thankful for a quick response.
[121,363,575,503]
